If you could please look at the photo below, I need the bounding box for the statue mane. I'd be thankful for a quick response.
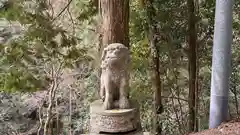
[101,43,130,70]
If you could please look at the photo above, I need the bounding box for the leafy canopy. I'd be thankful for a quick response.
[0,0,91,92]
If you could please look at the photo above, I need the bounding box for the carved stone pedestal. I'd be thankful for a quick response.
[87,129,144,135]
[89,100,142,134]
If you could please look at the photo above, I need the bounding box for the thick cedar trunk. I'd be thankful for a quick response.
[187,0,197,132]
[101,0,130,48]
[146,1,163,134]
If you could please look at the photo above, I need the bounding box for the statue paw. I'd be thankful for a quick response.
[119,97,130,109]
[100,90,105,100]
[103,100,113,110]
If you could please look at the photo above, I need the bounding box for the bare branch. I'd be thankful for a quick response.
[47,0,55,18]
[52,0,73,22]
[37,104,43,135]
[67,0,75,35]
[43,62,62,135]
[68,84,72,135]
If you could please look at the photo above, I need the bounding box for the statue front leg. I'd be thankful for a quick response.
[103,77,114,110]
[100,75,105,101]
[119,77,130,109]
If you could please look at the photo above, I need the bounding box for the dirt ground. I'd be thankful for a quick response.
[187,118,240,135]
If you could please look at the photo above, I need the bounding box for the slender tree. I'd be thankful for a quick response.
[187,0,197,132]
[145,0,163,134]
[209,0,233,128]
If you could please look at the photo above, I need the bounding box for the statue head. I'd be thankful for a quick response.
[101,43,130,70]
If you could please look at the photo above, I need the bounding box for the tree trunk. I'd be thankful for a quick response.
[209,0,233,128]
[100,0,130,48]
[145,1,163,134]
[194,0,200,131]
[187,0,197,132]
[97,0,103,97]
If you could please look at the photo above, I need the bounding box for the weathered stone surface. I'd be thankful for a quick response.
[100,43,131,110]
[89,100,141,134]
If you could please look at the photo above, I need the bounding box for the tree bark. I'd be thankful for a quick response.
[97,0,103,97]
[187,0,197,132]
[194,0,200,131]
[145,0,163,134]
[100,0,130,48]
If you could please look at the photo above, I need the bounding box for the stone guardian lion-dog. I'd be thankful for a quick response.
[100,43,131,110]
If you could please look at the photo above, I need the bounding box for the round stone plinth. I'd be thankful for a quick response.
[84,130,145,135]
[89,100,141,134]
[81,130,147,135]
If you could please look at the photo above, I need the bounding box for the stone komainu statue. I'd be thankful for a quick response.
[100,43,131,110]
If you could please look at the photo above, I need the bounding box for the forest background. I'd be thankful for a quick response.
[0,0,240,135]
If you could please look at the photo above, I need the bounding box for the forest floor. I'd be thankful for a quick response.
[188,118,240,135]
